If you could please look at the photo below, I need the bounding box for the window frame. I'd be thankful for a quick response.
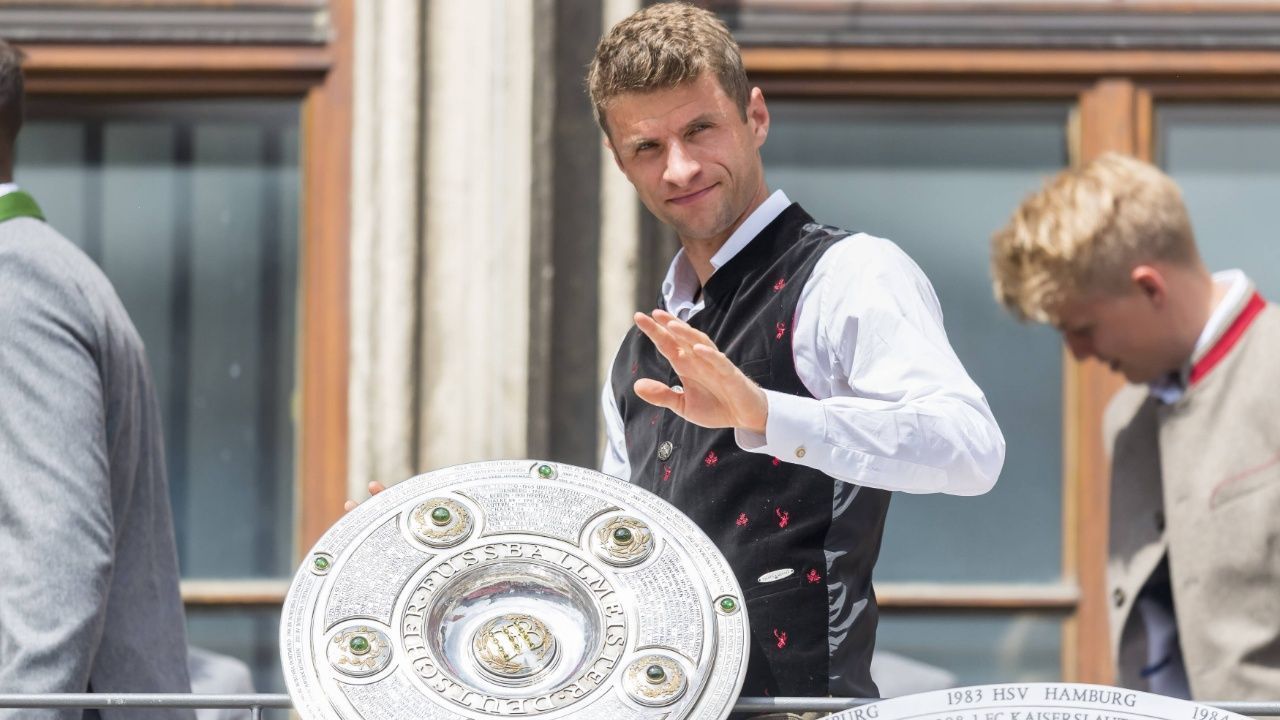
[739,31,1280,687]
[17,0,353,609]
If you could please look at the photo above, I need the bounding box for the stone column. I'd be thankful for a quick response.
[418,0,536,468]
[348,0,425,492]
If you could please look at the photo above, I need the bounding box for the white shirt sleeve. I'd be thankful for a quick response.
[600,345,632,482]
[735,234,1005,495]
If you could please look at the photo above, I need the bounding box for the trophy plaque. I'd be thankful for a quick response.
[281,460,749,719]
[826,683,1248,720]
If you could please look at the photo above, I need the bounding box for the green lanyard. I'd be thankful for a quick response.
[0,190,44,223]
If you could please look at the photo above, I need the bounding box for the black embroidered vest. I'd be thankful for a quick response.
[610,204,891,700]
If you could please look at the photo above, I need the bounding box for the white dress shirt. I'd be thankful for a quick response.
[1149,269,1250,405]
[0,183,18,199]
[602,189,1006,496]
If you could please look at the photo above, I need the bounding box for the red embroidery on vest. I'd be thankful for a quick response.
[806,568,822,584]
[773,629,788,649]
[736,513,748,526]
[704,450,719,467]
[775,508,790,528]
[649,412,659,426]
[771,456,781,467]
[775,322,786,340]
[630,361,638,375]
[773,277,787,292]
[662,465,672,482]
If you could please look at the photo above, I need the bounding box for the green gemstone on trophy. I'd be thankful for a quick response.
[349,635,370,655]
[645,664,666,683]
[313,556,330,571]
[612,527,634,545]
[537,464,554,478]
[430,506,451,525]
[718,597,736,613]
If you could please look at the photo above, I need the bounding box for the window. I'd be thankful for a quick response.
[763,100,1070,687]
[17,95,301,695]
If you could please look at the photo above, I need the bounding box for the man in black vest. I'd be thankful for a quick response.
[588,3,1005,709]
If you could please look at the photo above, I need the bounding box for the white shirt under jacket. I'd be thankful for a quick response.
[601,190,1006,496]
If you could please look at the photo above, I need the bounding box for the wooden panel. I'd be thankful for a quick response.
[877,583,1078,611]
[3,1,323,8]
[754,77,1087,99]
[27,77,320,94]
[0,2,328,45]
[720,1,1280,51]
[21,44,331,72]
[1060,78,1153,684]
[743,47,1280,77]
[182,579,290,606]
[297,0,352,551]
[721,1,1280,12]
[22,44,329,95]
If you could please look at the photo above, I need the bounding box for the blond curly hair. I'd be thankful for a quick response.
[991,152,1198,323]
[586,2,748,136]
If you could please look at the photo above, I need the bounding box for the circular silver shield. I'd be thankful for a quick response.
[281,460,748,720]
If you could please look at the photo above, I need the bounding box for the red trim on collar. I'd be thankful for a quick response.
[1189,291,1266,387]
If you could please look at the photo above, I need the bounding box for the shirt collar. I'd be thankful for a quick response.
[1150,269,1251,404]
[0,183,18,199]
[660,189,790,317]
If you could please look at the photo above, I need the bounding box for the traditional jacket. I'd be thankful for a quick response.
[610,204,890,700]
[0,190,195,719]
[1105,285,1280,699]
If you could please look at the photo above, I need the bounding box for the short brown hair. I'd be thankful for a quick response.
[0,38,25,142]
[587,2,748,136]
[990,152,1198,324]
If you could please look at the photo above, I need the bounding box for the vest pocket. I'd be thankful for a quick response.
[1209,453,1280,509]
[745,568,803,601]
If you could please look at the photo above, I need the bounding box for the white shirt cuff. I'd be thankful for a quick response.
[734,389,825,463]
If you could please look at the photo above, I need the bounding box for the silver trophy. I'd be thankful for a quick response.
[281,460,749,719]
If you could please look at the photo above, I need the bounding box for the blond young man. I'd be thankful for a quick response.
[992,152,1280,700]
[590,2,1004,709]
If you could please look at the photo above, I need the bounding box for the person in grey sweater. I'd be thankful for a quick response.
[0,38,195,719]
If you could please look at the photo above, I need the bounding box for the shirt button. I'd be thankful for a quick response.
[1154,510,1166,533]
[657,441,673,461]
[795,446,806,459]
[1112,587,1126,607]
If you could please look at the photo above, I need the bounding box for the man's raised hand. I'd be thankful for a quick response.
[632,309,768,435]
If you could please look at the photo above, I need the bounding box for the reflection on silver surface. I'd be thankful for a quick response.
[282,460,748,719]
[425,560,599,694]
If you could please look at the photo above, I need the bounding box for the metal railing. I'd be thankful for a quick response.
[0,693,291,718]
[0,694,1277,717]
